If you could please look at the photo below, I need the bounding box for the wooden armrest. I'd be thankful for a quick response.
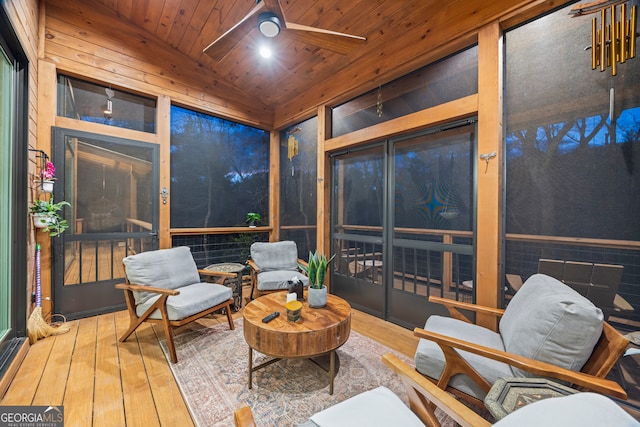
[198,269,237,279]
[233,406,256,427]
[247,259,260,273]
[382,353,490,427]
[297,258,308,269]
[413,328,627,399]
[115,283,179,296]
[428,296,505,324]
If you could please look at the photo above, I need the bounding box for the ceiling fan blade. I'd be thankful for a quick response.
[203,1,266,61]
[283,22,366,55]
[261,0,285,18]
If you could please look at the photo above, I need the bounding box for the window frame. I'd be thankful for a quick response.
[0,5,29,375]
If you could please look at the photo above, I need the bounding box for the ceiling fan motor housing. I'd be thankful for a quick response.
[258,12,281,37]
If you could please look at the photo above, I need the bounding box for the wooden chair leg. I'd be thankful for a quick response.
[159,305,177,363]
[225,300,235,330]
[119,315,145,343]
[119,295,167,343]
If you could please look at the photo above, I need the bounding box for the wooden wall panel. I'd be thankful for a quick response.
[44,0,274,129]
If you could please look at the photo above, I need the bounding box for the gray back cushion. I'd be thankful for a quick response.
[250,241,299,271]
[123,246,200,304]
[500,274,603,375]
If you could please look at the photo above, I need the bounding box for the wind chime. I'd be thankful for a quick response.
[570,0,638,76]
[287,126,301,176]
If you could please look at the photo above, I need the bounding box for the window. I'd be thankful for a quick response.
[170,105,269,228]
[57,75,156,133]
[331,46,478,137]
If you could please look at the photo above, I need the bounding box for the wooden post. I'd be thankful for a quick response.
[269,130,280,242]
[476,21,503,329]
[317,106,331,257]
[157,95,171,249]
[36,59,57,321]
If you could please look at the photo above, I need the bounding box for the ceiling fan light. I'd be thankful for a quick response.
[259,45,272,58]
[258,12,281,38]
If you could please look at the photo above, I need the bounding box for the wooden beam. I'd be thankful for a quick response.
[54,117,157,144]
[269,130,280,242]
[325,95,478,153]
[157,95,171,249]
[36,59,57,321]
[475,21,503,328]
[317,105,331,259]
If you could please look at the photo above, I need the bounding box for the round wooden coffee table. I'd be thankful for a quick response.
[243,291,351,394]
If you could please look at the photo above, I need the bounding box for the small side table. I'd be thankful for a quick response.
[202,262,245,310]
[484,377,578,420]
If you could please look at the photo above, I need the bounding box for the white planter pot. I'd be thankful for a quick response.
[40,180,54,193]
[32,213,52,228]
[308,285,327,308]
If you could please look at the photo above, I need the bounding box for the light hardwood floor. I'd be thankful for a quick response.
[1,286,419,426]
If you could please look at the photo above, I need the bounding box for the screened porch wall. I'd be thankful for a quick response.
[279,116,319,259]
[504,1,640,321]
[171,233,269,269]
[505,240,640,320]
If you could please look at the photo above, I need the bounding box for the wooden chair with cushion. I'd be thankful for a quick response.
[116,246,235,363]
[234,353,638,427]
[247,240,309,299]
[413,274,629,408]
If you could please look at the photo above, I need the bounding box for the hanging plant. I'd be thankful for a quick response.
[41,161,56,180]
[29,197,71,237]
[38,161,56,193]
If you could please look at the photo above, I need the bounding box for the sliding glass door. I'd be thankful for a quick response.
[389,122,476,328]
[331,121,476,329]
[0,8,28,367]
[0,38,14,343]
[331,146,386,316]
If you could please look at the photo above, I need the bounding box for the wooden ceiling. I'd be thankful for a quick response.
[81,0,548,128]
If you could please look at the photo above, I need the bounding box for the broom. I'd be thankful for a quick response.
[27,243,69,344]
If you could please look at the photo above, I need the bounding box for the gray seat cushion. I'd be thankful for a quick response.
[123,246,200,305]
[414,315,513,399]
[492,392,640,427]
[309,386,425,427]
[136,282,232,320]
[256,270,309,291]
[500,274,604,376]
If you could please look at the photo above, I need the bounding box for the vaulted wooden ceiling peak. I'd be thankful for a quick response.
[56,0,549,128]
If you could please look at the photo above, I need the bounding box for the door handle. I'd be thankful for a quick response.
[150,231,159,240]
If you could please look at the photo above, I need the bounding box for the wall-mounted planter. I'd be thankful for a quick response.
[32,213,53,228]
[39,180,54,193]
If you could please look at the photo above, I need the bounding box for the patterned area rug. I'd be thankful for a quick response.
[160,319,445,426]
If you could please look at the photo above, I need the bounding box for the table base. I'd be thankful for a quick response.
[248,347,340,395]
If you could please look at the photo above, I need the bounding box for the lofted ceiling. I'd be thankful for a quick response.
[81,0,547,128]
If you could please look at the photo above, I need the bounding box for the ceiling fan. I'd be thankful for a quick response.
[203,0,366,61]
